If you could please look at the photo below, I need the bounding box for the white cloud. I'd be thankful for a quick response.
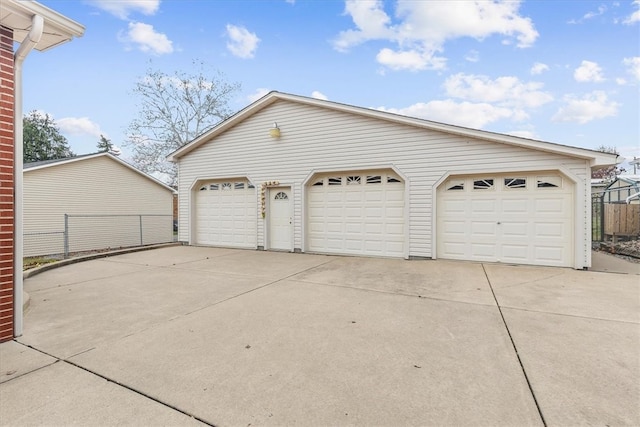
[378,100,517,129]
[333,0,394,52]
[443,73,553,109]
[247,88,270,103]
[530,62,549,75]
[623,0,640,24]
[311,91,328,100]
[119,22,173,55]
[574,60,605,82]
[376,48,446,71]
[623,56,640,80]
[582,5,608,20]
[334,0,538,71]
[56,117,104,138]
[87,0,160,19]
[226,24,260,59]
[465,50,480,63]
[552,91,619,124]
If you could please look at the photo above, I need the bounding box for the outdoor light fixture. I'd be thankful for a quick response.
[270,122,281,138]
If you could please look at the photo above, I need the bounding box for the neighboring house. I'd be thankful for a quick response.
[169,92,616,270]
[601,175,640,204]
[1,0,83,341]
[23,153,176,257]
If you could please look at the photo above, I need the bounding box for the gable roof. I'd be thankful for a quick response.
[168,91,617,167]
[24,152,176,193]
[1,0,84,51]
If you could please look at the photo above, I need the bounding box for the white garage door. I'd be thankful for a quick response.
[307,171,404,257]
[195,180,256,248]
[437,173,574,267]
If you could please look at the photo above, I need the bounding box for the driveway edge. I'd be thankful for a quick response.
[23,242,185,280]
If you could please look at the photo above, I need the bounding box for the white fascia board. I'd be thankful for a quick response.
[2,0,85,51]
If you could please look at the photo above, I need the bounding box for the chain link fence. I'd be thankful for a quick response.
[24,214,174,259]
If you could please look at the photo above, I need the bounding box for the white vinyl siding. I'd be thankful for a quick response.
[177,99,591,267]
[24,155,174,257]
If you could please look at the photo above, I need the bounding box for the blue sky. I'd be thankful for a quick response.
[21,0,640,175]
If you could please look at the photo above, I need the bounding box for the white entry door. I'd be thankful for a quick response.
[269,187,292,250]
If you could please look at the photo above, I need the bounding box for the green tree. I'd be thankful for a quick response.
[125,60,240,186]
[23,111,74,163]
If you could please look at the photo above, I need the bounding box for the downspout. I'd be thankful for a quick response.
[13,15,43,337]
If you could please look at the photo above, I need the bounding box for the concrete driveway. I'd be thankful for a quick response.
[1,246,638,426]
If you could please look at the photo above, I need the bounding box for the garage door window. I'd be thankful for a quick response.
[446,180,464,191]
[328,177,342,185]
[366,175,382,184]
[504,178,526,189]
[537,176,561,188]
[347,176,361,185]
[473,179,494,190]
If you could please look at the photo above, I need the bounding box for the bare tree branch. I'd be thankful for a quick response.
[125,60,240,186]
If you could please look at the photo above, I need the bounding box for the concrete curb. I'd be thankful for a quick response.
[23,242,184,280]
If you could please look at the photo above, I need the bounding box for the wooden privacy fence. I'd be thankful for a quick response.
[604,203,640,241]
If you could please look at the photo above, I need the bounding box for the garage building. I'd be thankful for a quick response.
[169,92,616,269]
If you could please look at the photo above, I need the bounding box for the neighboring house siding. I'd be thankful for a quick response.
[24,155,173,257]
[177,100,590,263]
[0,25,14,342]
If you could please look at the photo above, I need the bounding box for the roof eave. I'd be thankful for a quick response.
[1,0,85,51]
[25,153,177,194]
[168,91,621,166]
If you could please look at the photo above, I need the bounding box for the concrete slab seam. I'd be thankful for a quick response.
[482,263,548,427]
[9,341,216,427]
[490,271,567,290]
[25,267,155,294]
[291,278,497,308]
[499,306,640,325]
[154,250,245,268]
[0,341,60,384]
[180,258,340,319]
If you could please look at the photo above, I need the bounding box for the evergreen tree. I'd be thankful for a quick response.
[97,134,113,152]
[23,111,74,162]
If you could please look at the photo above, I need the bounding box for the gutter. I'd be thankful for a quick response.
[13,15,44,337]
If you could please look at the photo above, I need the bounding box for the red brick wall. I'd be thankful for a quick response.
[0,25,14,342]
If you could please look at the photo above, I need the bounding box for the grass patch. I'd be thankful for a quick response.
[23,256,58,271]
